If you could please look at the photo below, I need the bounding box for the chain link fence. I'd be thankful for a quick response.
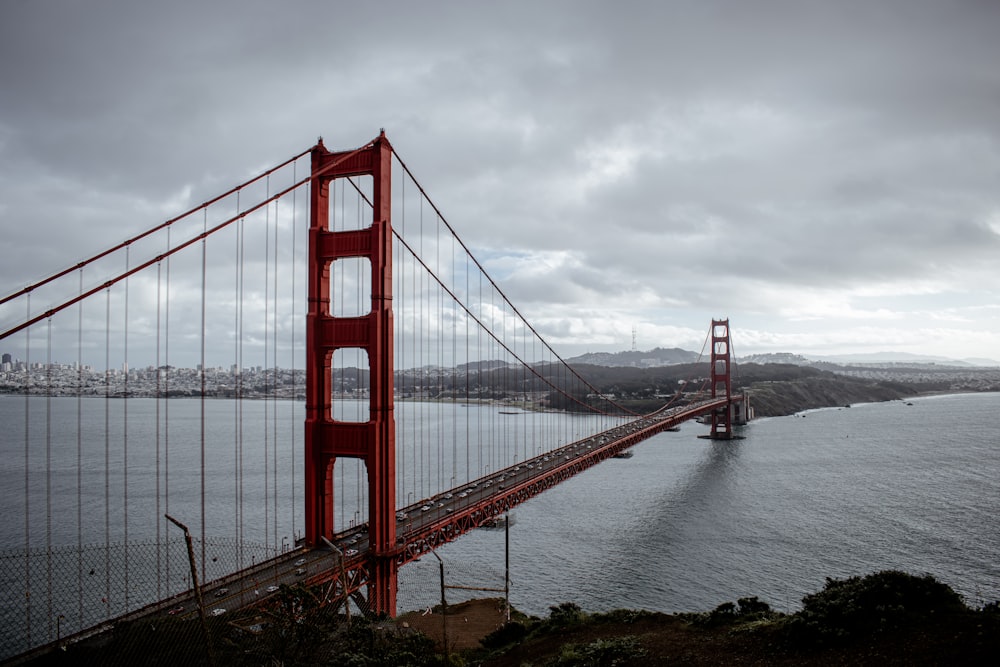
[1,539,509,663]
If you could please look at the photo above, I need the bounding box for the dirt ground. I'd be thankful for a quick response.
[396,597,511,652]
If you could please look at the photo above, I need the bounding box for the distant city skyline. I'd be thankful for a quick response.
[3,344,997,377]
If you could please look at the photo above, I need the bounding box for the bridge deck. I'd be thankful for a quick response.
[209,398,730,608]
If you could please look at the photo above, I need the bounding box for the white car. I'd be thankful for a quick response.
[266,585,280,593]
[211,608,226,616]
[294,558,306,566]
[346,548,358,557]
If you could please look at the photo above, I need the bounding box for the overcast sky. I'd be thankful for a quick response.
[2,0,999,365]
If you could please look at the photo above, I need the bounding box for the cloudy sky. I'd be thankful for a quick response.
[2,0,999,365]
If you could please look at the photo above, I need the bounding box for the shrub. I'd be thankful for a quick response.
[736,596,772,615]
[785,570,966,645]
[683,597,776,628]
[549,636,646,666]
[549,602,587,625]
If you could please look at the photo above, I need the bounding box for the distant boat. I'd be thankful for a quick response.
[498,410,521,415]
[612,450,634,459]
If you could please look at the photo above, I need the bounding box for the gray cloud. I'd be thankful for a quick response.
[2,0,999,362]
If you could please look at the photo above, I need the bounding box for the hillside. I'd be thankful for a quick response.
[408,572,999,666]
[30,572,996,665]
[565,347,699,367]
[560,361,958,418]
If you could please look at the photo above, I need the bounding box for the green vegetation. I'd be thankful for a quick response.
[21,572,999,665]
[782,570,969,645]
[549,636,647,666]
[472,572,998,666]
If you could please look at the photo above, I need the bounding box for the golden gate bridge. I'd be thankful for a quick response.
[0,132,747,661]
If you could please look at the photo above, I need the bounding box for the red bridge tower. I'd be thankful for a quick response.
[709,318,734,439]
[304,133,397,615]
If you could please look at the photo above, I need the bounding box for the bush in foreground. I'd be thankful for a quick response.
[782,570,970,645]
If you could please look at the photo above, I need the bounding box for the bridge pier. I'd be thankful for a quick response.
[732,392,752,426]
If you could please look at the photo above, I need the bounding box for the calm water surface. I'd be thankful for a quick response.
[1,391,998,655]
[412,392,1000,616]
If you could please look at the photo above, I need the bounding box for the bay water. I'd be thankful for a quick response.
[1,391,998,655]
[409,391,1000,616]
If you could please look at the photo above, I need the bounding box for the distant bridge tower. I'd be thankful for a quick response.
[709,318,734,439]
[305,132,397,615]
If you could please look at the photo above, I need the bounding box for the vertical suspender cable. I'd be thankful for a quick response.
[411,185,417,501]
[123,245,130,609]
[290,162,297,541]
[489,289,495,473]
[77,269,84,624]
[465,252,470,483]
[233,195,241,568]
[401,174,410,505]
[155,260,162,600]
[237,214,245,557]
[200,208,208,576]
[437,212,444,491]
[22,294,31,645]
[451,223,458,487]
[419,197,426,498]
[264,176,271,550]
[103,288,110,619]
[45,318,52,640]
[237,211,245,559]
[396,168,404,506]
[163,227,172,592]
[476,271,489,479]
[272,197,279,547]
